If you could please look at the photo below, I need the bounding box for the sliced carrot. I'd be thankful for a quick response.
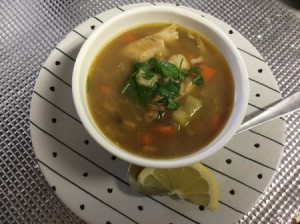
[154,124,178,136]
[201,64,216,81]
[99,85,113,96]
[140,134,153,146]
[124,34,135,44]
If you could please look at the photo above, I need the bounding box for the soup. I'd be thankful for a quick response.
[87,23,234,159]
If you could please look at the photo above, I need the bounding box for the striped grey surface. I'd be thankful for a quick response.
[0,0,299,223]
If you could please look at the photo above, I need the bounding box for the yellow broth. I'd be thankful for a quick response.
[87,23,234,159]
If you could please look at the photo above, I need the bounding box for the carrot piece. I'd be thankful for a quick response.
[154,124,178,136]
[201,65,216,81]
[140,134,153,146]
[99,85,113,95]
[124,34,135,44]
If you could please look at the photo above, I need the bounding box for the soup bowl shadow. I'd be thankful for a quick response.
[72,5,249,168]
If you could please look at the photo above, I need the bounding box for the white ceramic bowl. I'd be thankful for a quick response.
[72,5,249,168]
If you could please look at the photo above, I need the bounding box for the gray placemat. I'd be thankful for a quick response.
[0,0,299,223]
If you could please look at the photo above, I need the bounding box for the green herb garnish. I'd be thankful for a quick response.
[143,70,155,80]
[188,67,202,75]
[193,75,204,86]
[122,57,204,110]
[188,67,204,86]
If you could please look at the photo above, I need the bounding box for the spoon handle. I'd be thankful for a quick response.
[236,91,300,135]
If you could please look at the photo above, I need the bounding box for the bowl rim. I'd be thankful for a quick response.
[72,5,249,168]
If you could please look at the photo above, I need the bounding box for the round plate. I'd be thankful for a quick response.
[30,3,285,224]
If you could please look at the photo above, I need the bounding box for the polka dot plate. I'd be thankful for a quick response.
[30,3,286,224]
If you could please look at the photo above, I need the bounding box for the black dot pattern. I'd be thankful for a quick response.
[254,143,260,148]
[49,86,55,91]
[51,186,56,191]
[138,206,143,211]
[51,118,56,123]
[106,221,111,224]
[55,61,61,65]
[229,189,235,195]
[226,159,232,164]
[90,25,95,30]
[83,172,88,177]
[52,152,57,158]
[258,69,263,73]
[199,205,205,211]
[111,156,116,160]
[80,204,85,210]
[256,93,260,97]
[84,140,89,145]
[107,188,113,193]
[257,173,263,179]
[229,30,233,34]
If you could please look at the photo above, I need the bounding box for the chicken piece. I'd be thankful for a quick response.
[196,38,207,53]
[179,77,195,97]
[135,70,159,87]
[190,56,204,65]
[122,37,167,62]
[188,31,207,54]
[152,24,179,42]
[168,54,190,71]
[122,25,179,62]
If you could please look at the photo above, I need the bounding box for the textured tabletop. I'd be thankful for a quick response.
[0,0,299,223]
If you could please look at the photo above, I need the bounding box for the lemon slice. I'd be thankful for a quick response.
[128,163,219,211]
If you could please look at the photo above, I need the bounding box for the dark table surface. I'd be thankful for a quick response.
[1,0,299,223]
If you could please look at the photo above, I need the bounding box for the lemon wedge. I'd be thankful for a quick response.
[128,163,219,211]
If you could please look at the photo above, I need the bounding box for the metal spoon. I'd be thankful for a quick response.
[236,91,300,135]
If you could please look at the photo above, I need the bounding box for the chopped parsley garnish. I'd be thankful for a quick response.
[193,75,204,86]
[188,67,202,75]
[188,67,204,85]
[142,70,155,80]
[122,57,204,110]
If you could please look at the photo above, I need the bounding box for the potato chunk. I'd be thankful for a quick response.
[172,95,202,126]
[172,108,189,126]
